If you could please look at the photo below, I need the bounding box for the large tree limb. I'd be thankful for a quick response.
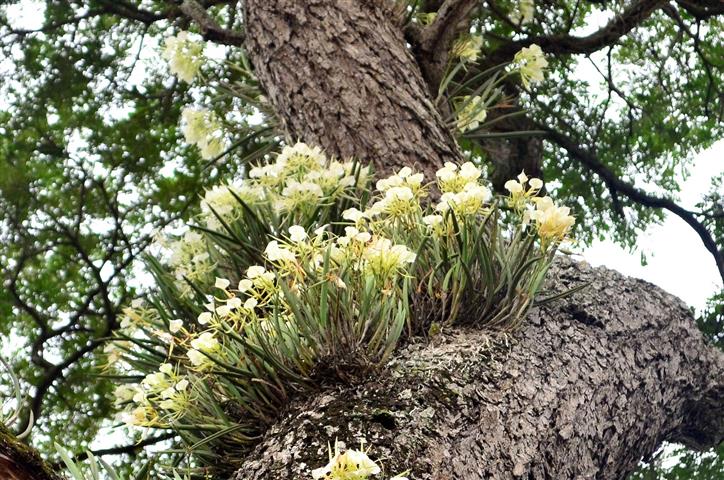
[232,259,723,479]
[0,425,61,480]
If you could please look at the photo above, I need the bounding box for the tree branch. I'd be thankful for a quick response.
[412,0,480,93]
[535,120,724,285]
[661,4,718,118]
[675,0,724,21]
[179,0,245,46]
[50,432,177,469]
[1,9,106,38]
[421,0,479,49]
[489,0,667,61]
[94,0,167,25]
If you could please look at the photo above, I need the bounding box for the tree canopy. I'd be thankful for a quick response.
[0,0,721,476]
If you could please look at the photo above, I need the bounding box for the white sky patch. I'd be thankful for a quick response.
[4,0,45,30]
[583,140,723,311]
[570,8,615,37]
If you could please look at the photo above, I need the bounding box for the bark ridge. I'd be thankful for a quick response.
[244,0,463,178]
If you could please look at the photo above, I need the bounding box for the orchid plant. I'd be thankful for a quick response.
[104,141,574,476]
[99,24,572,477]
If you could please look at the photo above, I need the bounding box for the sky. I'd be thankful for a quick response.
[582,142,723,312]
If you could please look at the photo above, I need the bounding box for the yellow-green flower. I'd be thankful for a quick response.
[512,44,548,88]
[456,95,487,132]
[163,31,204,83]
[363,237,416,280]
[530,196,575,241]
[451,34,483,63]
[436,161,483,193]
[312,442,381,480]
[511,0,535,26]
[181,108,228,161]
[504,170,544,210]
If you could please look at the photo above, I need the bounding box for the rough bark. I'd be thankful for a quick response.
[232,259,723,479]
[243,0,463,179]
[0,424,61,480]
[412,0,480,93]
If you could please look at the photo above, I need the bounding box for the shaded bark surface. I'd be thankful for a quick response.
[0,425,60,480]
[244,0,463,178]
[232,259,723,479]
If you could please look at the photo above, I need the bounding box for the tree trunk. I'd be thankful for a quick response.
[232,259,723,479]
[238,1,723,478]
[243,0,463,179]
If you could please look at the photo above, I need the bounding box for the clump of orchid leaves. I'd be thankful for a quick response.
[105,141,574,475]
[99,23,567,476]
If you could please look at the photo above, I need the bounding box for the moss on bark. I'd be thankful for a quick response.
[0,424,61,480]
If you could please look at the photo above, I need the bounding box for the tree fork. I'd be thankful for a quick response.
[243,0,463,179]
[233,259,723,479]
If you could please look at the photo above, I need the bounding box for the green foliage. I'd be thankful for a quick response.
[0,2,273,460]
[697,291,724,350]
[56,444,119,480]
[697,175,724,255]
[55,443,160,480]
[630,443,724,480]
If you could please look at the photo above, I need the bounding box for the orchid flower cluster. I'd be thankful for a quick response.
[341,161,491,241]
[163,32,204,83]
[451,34,484,63]
[203,142,368,225]
[163,31,267,165]
[511,44,548,89]
[447,39,549,133]
[333,160,572,329]
[156,230,215,298]
[108,143,574,474]
[455,95,488,132]
[110,27,565,477]
[505,171,575,244]
[181,107,227,160]
[160,142,369,297]
[312,441,409,480]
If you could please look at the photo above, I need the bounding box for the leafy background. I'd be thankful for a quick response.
[0,0,721,477]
